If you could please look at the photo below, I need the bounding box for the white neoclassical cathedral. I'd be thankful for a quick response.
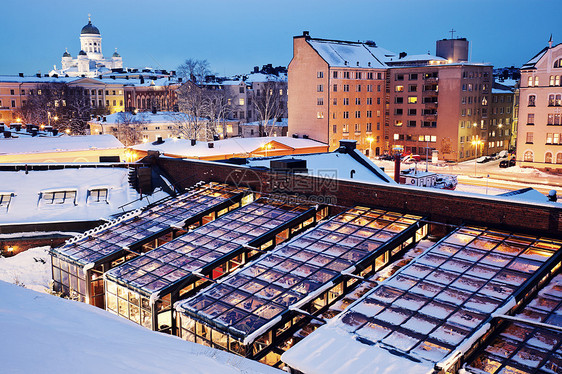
[50,15,123,77]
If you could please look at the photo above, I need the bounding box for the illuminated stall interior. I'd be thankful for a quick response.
[50,182,250,308]
[104,198,327,334]
[280,227,562,374]
[176,206,428,366]
[465,273,562,374]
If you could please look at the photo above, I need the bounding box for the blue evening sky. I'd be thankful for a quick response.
[1,0,560,76]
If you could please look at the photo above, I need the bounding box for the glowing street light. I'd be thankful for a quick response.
[262,143,272,157]
[367,136,374,158]
[65,128,71,135]
[472,138,483,177]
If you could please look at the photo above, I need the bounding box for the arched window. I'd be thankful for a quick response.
[549,94,555,106]
[546,152,553,163]
[528,95,536,107]
[554,58,562,68]
[524,150,534,162]
[557,94,562,106]
[557,153,562,164]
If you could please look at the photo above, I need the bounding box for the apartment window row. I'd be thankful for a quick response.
[332,71,383,80]
[462,71,487,79]
[461,83,488,92]
[548,113,562,125]
[395,73,418,81]
[527,76,540,87]
[550,75,562,86]
[492,95,512,103]
[548,94,562,106]
[393,134,437,142]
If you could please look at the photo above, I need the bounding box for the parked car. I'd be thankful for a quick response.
[379,154,394,161]
[476,156,492,163]
[498,150,509,158]
[499,158,516,168]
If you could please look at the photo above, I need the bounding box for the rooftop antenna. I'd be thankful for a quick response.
[88,13,91,22]
[549,34,553,48]
[449,28,456,39]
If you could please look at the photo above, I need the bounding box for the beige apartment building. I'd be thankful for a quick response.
[289,32,510,161]
[518,41,562,170]
[288,32,388,155]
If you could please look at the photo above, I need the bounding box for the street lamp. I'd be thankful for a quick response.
[262,143,272,157]
[367,136,374,158]
[472,138,482,177]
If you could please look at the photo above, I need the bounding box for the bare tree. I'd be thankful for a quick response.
[19,83,92,134]
[170,82,211,141]
[205,89,233,139]
[177,58,211,84]
[250,79,286,137]
[115,112,146,146]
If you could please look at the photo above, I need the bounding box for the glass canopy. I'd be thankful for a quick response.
[177,206,425,350]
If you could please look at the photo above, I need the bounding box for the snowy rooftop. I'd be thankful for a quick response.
[0,134,124,156]
[105,198,314,297]
[394,54,447,63]
[282,226,561,373]
[246,147,395,185]
[0,167,164,226]
[51,183,248,268]
[0,75,80,84]
[0,281,281,374]
[131,136,327,159]
[177,206,424,344]
[465,273,562,373]
[240,118,288,127]
[308,39,392,68]
[89,111,185,125]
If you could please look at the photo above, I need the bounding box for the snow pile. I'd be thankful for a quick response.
[0,246,51,293]
[0,280,281,374]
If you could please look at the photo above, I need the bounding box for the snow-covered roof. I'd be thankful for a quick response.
[0,167,165,225]
[282,226,560,373]
[394,54,447,63]
[0,75,80,84]
[308,39,392,68]
[240,118,288,127]
[131,136,326,158]
[89,111,185,125]
[246,148,396,185]
[496,187,557,205]
[0,134,124,156]
[0,281,281,374]
[245,72,287,83]
[521,46,549,69]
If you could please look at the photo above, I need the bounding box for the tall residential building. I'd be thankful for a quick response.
[289,33,506,161]
[288,32,390,155]
[517,40,562,170]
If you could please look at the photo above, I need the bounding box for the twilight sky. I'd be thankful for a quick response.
[1,0,560,76]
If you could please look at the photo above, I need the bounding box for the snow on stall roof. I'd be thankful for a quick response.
[0,134,124,155]
[0,281,281,374]
[308,40,388,68]
[132,136,326,158]
[89,111,188,124]
[246,150,395,185]
[0,167,166,225]
[281,324,433,374]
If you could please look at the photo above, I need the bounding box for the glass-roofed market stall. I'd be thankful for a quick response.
[50,182,251,308]
[176,206,428,365]
[465,273,562,374]
[280,226,562,374]
[104,197,328,334]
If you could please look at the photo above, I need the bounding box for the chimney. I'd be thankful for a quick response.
[208,142,214,148]
[394,154,401,183]
[338,139,356,153]
[152,136,164,145]
[18,73,23,77]
[3,131,10,138]
[548,190,557,202]
[302,31,310,38]
[190,139,196,146]
[399,52,407,59]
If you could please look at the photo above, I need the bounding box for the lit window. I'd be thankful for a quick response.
[317,112,324,119]
[238,98,245,106]
[395,120,403,127]
[431,136,437,142]
[393,134,399,140]
[524,150,533,161]
[407,96,418,104]
[395,85,404,92]
[88,188,108,203]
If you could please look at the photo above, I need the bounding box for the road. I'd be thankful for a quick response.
[373,157,562,196]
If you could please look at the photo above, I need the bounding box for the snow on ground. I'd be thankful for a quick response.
[0,246,51,293]
[0,280,282,374]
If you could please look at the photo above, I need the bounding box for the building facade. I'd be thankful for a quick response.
[288,33,511,161]
[517,41,562,170]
